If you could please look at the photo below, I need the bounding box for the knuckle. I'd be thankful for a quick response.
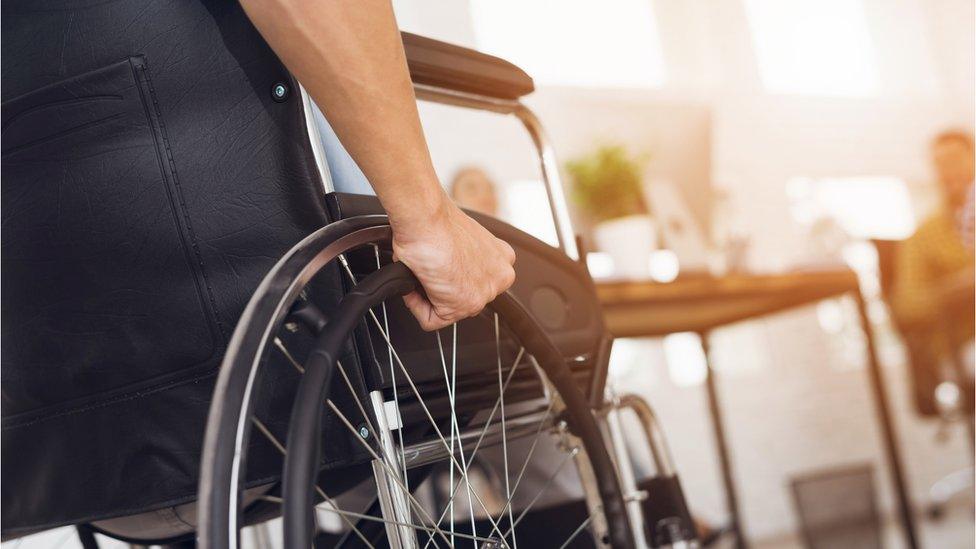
[442,308,465,323]
[464,301,481,316]
[446,312,465,324]
[502,267,516,287]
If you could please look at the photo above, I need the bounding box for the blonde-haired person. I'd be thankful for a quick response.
[450,166,500,217]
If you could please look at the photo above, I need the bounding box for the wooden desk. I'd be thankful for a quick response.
[597,271,858,337]
[596,270,919,549]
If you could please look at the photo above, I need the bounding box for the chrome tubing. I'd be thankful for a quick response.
[371,391,418,549]
[618,394,677,478]
[605,396,652,549]
[413,84,580,260]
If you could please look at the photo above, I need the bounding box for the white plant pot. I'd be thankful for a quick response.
[593,215,657,279]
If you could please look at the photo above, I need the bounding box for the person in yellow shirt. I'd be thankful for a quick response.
[892,130,975,413]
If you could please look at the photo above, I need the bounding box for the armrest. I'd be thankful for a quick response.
[401,32,534,100]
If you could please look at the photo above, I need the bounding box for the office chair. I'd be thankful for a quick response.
[872,239,974,518]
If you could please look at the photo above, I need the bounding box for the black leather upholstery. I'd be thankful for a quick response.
[402,32,535,100]
[1,2,537,537]
[2,0,328,534]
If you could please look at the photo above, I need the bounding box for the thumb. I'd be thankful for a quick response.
[402,290,442,331]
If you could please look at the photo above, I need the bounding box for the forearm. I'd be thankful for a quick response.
[240,0,447,229]
[240,0,516,330]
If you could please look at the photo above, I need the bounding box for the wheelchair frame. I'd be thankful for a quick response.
[299,83,579,262]
[290,68,697,549]
[43,34,697,549]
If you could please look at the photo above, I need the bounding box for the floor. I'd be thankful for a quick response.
[3,507,973,548]
[750,510,975,549]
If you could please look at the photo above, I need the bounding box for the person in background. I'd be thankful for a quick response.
[958,177,974,250]
[893,130,975,327]
[450,166,500,217]
[892,130,975,411]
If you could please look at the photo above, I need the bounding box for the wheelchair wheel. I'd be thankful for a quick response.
[198,215,633,548]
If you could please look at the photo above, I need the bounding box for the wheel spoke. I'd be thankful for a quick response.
[491,399,557,528]
[258,495,501,546]
[502,447,580,539]
[558,515,595,549]
[339,255,508,541]
[274,337,379,442]
[495,313,517,549]
[374,244,409,490]
[450,324,479,547]
[326,399,455,547]
[421,347,528,549]
[437,328,472,547]
[218,233,623,549]
[273,335,448,546]
[250,418,376,549]
[340,257,457,472]
[425,396,556,549]
[356,307,511,540]
[307,248,594,547]
[317,505,501,545]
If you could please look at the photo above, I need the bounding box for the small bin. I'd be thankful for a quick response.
[790,463,882,549]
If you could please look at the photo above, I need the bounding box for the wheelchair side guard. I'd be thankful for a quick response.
[637,476,697,548]
[605,394,700,548]
[324,192,611,403]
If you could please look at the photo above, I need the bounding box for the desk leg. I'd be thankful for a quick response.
[700,332,748,549]
[854,291,919,549]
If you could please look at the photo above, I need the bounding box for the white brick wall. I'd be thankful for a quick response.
[609,305,972,545]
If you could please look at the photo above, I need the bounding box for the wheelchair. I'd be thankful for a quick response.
[3,28,697,549]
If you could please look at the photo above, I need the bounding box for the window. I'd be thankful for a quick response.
[743,0,879,96]
[663,332,707,387]
[500,179,560,246]
[788,176,916,240]
[469,0,666,88]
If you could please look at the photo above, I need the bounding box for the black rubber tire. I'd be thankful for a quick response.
[198,216,635,548]
[198,216,391,549]
[282,261,635,549]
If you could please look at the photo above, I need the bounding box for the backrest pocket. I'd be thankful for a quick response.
[2,56,222,421]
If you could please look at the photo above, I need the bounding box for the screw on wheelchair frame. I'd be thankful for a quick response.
[271,82,290,102]
[357,425,370,439]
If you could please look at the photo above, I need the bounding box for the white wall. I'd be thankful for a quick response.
[393,0,974,544]
[396,0,974,261]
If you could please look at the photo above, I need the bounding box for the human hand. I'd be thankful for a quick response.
[390,196,516,331]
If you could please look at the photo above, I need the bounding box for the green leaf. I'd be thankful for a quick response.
[565,144,648,223]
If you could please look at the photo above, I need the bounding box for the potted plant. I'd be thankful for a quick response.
[566,145,655,278]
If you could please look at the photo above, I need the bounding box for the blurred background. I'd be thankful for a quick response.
[6,1,972,548]
[403,0,975,548]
